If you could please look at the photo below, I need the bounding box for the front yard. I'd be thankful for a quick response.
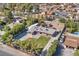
[13,36,50,55]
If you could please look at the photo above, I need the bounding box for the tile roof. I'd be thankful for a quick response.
[64,33,79,48]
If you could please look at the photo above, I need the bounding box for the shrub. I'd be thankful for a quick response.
[46,40,58,56]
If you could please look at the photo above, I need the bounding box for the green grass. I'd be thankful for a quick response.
[74,50,79,56]
[35,36,49,48]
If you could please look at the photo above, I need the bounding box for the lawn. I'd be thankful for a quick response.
[35,36,50,48]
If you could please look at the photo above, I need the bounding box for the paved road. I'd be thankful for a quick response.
[0,44,30,56]
[0,50,13,56]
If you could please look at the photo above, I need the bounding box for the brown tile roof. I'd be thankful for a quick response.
[64,33,79,48]
[45,20,65,31]
[64,37,78,48]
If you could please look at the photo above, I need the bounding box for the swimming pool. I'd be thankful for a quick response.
[73,32,79,35]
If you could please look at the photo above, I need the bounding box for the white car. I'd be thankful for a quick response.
[60,36,64,43]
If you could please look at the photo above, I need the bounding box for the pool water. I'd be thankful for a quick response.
[73,32,79,35]
[14,29,27,39]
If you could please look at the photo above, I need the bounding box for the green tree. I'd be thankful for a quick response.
[7,11,13,20]
[46,40,58,56]
[6,35,13,46]
[3,25,10,31]
[2,31,10,41]
[66,19,77,33]
[11,23,25,35]
[59,18,65,23]
[0,20,6,25]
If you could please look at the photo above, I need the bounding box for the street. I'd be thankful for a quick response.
[0,50,13,56]
[0,43,30,56]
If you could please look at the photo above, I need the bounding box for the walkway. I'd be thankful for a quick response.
[40,37,55,56]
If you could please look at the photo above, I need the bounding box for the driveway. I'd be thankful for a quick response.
[61,48,74,56]
[54,42,75,56]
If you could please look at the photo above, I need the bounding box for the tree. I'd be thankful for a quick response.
[2,31,10,41]
[4,8,13,23]
[66,19,77,33]
[11,23,26,35]
[27,4,33,12]
[3,25,10,31]
[7,11,13,19]
[6,35,13,46]
[46,40,58,56]
[59,18,65,23]
[0,20,6,25]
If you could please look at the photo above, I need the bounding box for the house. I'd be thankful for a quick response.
[64,33,79,49]
[28,20,65,37]
[44,20,65,31]
[13,16,23,23]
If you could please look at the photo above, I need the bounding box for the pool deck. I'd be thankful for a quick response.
[73,32,79,35]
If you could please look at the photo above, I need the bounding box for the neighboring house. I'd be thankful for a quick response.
[64,33,79,49]
[44,20,65,31]
[13,16,23,23]
[55,11,68,19]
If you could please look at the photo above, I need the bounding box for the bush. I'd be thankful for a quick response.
[74,50,79,56]
[2,31,10,41]
[0,20,6,25]
[59,18,65,23]
[11,23,25,35]
[46,40,58,56]
[3,26,10,31]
